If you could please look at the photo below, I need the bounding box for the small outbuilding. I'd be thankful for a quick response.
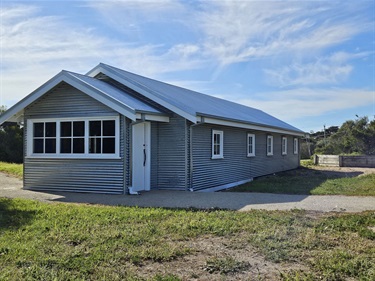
[0,63,305,194]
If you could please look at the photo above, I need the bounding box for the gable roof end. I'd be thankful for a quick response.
[0,71,165,125]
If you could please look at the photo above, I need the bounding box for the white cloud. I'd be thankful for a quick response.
[197,1,371,65]
[264,51,372,87]
[0,4,203,106]
[236,88,375,121]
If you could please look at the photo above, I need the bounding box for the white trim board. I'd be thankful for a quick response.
[200,116,305,137]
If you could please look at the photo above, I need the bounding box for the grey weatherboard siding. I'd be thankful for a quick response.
[151,114,188,190]
[191,124,299,191]
[24,83,126,194]
[0,63,305,194]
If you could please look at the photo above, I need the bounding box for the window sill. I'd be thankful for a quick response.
[211,156,224,160]
[247,155,255,157]
[26,155,121,160]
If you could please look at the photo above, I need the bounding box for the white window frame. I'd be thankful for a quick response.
[212,130,224,159]
[247,133,255,157]
[267,135,273,156]
[282,136,287,155]
[293,138,298,154]
[26,116,120,159]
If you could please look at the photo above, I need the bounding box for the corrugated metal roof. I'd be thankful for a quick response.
[98,64,304,134]
[66,71,162,114]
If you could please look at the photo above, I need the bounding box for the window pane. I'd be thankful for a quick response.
[45,122,56,137]
[34,123,44,137]
[73,138,84,153]
[89,138,101,153]
[89,121,101,136]
[103,138,115,153]
[73,121,84,137]
[33,139,44,153]
[61,122,72,137]
[103,120,115,136]
[60,139,72,153]
[45,139,56,153]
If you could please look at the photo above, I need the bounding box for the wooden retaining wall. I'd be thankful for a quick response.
[314,155,375,168]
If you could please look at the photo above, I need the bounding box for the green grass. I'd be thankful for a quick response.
[0,198,374,280]
[0,162,23,178]
[311,174,375,196]
[231,167,375,196]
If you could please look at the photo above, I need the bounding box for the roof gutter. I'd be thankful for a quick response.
[197,114,305,137]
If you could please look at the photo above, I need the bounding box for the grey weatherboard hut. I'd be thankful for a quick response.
[0,63,305,194]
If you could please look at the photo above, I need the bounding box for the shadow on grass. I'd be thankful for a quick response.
[230,167,364,195]
[0,199,36,230]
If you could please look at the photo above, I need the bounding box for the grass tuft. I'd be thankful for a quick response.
[0,162,23,178]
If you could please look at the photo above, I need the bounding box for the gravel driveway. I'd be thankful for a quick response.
[1,172,374,212]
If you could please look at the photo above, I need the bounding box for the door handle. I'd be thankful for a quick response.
[143,147,146,167]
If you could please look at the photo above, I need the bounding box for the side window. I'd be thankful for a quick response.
[33,122,56,154]
[267,135,273,156]
[247,133,255,157]
[282,137,287,155]
[212,130,224,159]
[294,138,298,154]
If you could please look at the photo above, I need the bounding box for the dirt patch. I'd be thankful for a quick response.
[274,165,375,180]
[310,166,375,177]
[130,235,307,280]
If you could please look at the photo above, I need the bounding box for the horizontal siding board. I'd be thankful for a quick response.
[156,114,187,190]
[25,82,117,118]
[192,124,300,191]
[23,82,125,194]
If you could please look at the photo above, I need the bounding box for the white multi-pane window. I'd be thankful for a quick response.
[247,133,255,157]
[267,135,273,156]
[293,138,298,154]
[282,137,287,155]
[212,130,224,159]
[32,122,57,154]
[27,117,119,158]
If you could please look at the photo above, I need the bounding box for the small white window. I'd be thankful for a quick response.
[293,138,298,154]
[282,137,287,155]
[247,133,255,157]
[212,130,223,159]
[267,135,273,156]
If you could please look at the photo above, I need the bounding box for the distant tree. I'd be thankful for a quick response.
[0,106,24,163]
[315,116,375,155]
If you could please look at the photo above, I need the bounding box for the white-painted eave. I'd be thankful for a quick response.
[87,64,197,123]
[197,116,306,137]
[0,71,147,125]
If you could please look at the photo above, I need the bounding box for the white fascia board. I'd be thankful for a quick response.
[87,64,197,123]
[201,116,305,137]
[0,70,137,125]
[64,73,136,120]
[0,72,67,125]
[135,113,169,122]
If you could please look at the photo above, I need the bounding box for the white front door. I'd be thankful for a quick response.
[131,122,151,192]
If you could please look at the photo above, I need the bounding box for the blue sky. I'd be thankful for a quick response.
[1,0,374,132]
